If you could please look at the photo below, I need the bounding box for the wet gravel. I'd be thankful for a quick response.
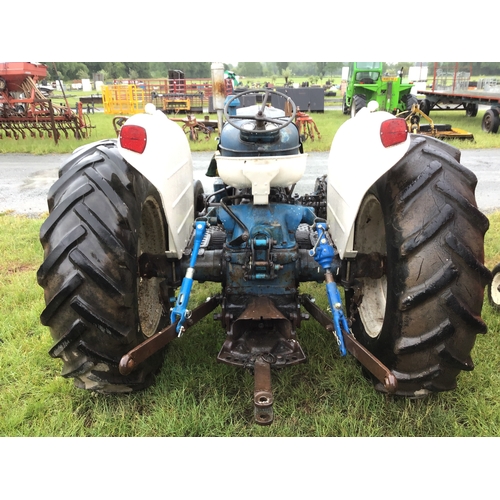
[0,149,499,217]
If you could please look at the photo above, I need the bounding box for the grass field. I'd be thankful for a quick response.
[0,210,499,437]
[1,99,500,154]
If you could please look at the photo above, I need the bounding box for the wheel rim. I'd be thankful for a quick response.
[483,112,493,132]
[355,194,387,339]
[482,109,499,133]
[490,269,500,307]
[137,196,166,338]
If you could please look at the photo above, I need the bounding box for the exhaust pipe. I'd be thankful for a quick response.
[211,62,225,133]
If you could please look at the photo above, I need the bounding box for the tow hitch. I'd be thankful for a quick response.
[253,355,274,425]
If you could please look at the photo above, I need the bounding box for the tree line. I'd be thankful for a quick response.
[43,62,500,82]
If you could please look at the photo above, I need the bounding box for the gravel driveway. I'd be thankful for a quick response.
[1,149,499,217]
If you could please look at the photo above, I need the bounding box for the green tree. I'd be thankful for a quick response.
[45,62,90,81]
[466,62,500,76]
[237,62,263,77]
[276,62,288,73]
[324,62,343,78]
[98,69,109,83]
[124,62,151,78]
[281,66,292,85]
[76,68,89,80]
[149,62,169,77]
[289,63,317,76]
[316,62,327,79]
[83,62,107,75]
[102,62,127,79]
[161,62,210,78]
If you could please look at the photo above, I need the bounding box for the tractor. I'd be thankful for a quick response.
[342,62,418,118]
[37,63,491,425]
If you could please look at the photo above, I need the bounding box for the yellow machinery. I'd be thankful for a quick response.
[163,97,191,112]
[401,103,474,141]
[102,84,145,115]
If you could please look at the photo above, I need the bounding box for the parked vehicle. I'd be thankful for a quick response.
[343,62,417,117]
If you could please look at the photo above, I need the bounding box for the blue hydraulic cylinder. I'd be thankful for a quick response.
[310,223,348,356]
[325,277,349,357]
[170,221,207,334]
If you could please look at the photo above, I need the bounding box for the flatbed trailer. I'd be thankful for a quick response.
[419,89,500,114]
[416,62,500,133]
[419,89,500,134]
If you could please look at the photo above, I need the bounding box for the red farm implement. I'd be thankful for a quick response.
[0,62,92,143]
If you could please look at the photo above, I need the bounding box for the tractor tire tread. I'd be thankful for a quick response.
[349,134,489,396]
[38,141,167,393]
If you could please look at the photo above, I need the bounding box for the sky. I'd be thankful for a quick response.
[4,3,493,65]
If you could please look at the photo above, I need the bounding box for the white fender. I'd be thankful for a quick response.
[327,107,411,259]
[117,105,195,259]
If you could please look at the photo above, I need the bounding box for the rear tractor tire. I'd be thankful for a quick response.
[37,141,171,393]
[346,135,491,397]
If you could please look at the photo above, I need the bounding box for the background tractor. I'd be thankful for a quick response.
[342,62,418,117]
[37,63,491,425]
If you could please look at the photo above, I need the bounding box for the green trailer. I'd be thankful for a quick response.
[342,62,417,117]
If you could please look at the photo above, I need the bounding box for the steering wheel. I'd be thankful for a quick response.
[223,88,297,134]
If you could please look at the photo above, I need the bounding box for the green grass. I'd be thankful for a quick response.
[1,211,500,437]
[1,106,500,155]
[485,211,500,269]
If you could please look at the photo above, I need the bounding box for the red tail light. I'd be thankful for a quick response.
[380,118,407,147]
[120,125,147,153]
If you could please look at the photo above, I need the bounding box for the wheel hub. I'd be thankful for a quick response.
[355,194,387,339]
[138,196,166,338]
